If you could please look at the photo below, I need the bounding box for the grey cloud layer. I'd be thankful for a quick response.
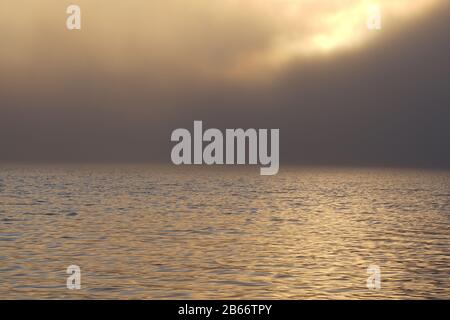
[0,1,449,167]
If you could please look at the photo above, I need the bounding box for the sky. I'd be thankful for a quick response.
[0,0,449,167]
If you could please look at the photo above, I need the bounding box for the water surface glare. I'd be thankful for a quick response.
[0,165,449,299]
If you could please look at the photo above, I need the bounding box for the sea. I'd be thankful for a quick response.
[0,165,449,299]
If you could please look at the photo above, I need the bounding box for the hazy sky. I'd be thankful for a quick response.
[0,0,449,167]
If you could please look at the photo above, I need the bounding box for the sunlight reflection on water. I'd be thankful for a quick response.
[0,165,449,299]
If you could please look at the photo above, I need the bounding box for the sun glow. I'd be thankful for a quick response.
[224,0,444,78]
[0,0,446,84]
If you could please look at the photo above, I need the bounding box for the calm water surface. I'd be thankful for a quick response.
[0,165,449,299]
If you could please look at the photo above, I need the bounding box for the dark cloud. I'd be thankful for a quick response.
[0,3,449,168]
